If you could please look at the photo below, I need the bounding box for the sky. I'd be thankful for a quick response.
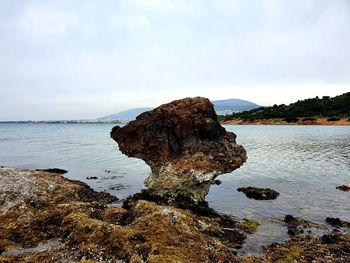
[0,0,349,120]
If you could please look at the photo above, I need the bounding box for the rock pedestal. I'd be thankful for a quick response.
[111,97,247,204]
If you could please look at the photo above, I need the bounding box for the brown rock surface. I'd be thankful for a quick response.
[111,97,247,204]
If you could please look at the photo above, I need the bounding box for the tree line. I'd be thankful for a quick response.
[220,92,350,122]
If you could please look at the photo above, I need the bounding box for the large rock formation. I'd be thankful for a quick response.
[111,97,247,205]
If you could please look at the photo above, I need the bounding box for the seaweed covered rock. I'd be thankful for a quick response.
[0,167,117,262]
[111,97,247,205]
[2,168,350,262]
[284,215,313,236]
[237,187,279,200]
[326,217,350,228]
[62,200,242,262]
[0,167,245,262]
[243,232,350,263]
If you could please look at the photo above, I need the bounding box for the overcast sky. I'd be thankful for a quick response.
[0,0,349,120]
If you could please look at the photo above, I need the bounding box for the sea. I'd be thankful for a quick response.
[0,123,349,254]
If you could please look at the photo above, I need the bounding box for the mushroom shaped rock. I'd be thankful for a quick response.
[111,97,247,205]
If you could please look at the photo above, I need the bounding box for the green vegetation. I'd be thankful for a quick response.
[240,218,261,234]
[220,92,350,121]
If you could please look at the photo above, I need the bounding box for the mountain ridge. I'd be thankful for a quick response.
[100,98,259,120]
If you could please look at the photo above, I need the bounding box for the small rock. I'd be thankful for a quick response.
[37,168,67,174]
[237,186,280,200]
[336,185,350,192]
[213,179,222,185]
[86,176,98,180]
[321,230,342,244]
[326,217,350,228]
[109,183,129,191]
[284,214,297,223]
[47,184,57,193]
[284,215,312,236]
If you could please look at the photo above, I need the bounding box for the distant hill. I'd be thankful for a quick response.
[221,92,350,122]
[99,107,153,120]
[213,99,260,115]
[99,99,259,120]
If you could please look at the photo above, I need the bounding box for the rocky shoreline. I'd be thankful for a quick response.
[1,167,350,262]
[0,167,245,262]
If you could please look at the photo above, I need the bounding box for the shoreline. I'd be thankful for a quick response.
[221,118,350,125]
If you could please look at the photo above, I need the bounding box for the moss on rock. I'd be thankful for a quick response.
[240,219,261,234]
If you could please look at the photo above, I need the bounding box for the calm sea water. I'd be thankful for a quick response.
[1,123,349,253]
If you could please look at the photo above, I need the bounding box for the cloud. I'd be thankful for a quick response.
[17,4,79,41]
[122,0,192,13]
[110,14,150,32]
[0,0,349,120]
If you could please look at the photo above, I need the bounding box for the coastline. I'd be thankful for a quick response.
[221,118,350,125]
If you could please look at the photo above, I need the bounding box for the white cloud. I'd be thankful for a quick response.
[122,0,192,13]
[110,14,150,32]
[81,20,97,38]
[127,15,150,30]
[17,4,79,41]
